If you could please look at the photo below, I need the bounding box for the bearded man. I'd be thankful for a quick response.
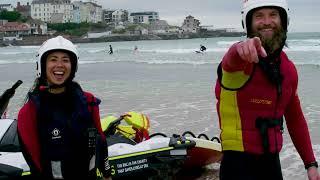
[215,0,320,179]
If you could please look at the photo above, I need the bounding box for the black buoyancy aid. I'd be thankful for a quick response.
[30,83,98,179]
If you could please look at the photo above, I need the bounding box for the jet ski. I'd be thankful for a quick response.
[0,80,28,179]
[101,112,197,179]
[0,81,222,179]
[0,118,30,179]
[101,112,222,178]
[0,116,196,179]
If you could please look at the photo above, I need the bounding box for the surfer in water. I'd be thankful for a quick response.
[133,45,138,54]
[196,44,207,54]
[200,44,207,52]
[108,45,113,55]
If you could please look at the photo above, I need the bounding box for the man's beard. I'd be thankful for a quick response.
[250,26,287,57]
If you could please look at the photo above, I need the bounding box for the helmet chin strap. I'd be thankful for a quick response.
[39,77,73,92]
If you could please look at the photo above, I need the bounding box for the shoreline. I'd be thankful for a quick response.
[1,31,245,47]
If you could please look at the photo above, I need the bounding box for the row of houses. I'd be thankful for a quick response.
[6,0,161,25]
[0,0,203,39]
[0,19,47,40]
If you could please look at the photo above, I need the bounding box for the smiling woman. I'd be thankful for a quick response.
[16,36,112,180]
[45,51,72,88]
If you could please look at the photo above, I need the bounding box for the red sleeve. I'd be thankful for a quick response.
[284,66,316,166]
[92,98,105,140]
[221,43,253,75]
[84,91,111,177]
[17,101,42,172]
[84,91,105,140]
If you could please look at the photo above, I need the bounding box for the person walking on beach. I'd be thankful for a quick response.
[215,0,319,179]
[108,45,113,55]
[17,36,112,180]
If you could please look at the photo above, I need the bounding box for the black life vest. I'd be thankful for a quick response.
[31,83,96,179]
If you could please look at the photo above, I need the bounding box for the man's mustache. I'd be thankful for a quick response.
[257,25,276,31]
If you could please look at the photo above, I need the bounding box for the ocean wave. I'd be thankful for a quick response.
[19,46,40,49]
[134,59,215,65]
[139,48,227,54]
[76,59,217,65]
[0,60,31,64]
[284,46,320,52]
[281,144,307,180]
[0,52,26,55]
[216,41,238,46]
[288,39,320,44]
[80,60,109,64]
[86,49,106,53]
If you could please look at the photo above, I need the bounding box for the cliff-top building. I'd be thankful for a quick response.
[181,15,200,33]
[72,1,102,23]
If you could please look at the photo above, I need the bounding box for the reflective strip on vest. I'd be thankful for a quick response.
[219,69,251,151]
[219,88,244,151]
[221,69,250,89]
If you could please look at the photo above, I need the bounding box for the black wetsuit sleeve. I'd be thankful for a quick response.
[96,134,111,178]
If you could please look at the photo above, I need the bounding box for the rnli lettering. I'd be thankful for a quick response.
[250,98,272,105]
[115,158,148,174]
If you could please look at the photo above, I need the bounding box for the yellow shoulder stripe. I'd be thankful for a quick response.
[222,69,250,89]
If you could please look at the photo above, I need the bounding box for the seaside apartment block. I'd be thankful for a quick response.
[129,11,159,24]
[30,0,102,23]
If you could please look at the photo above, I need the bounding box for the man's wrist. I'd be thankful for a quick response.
[305,161,318,170]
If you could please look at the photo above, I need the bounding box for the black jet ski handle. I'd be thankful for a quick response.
[0,80,23,117]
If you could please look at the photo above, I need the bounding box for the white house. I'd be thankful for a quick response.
[129,11,159,24]
[112,9,128,24]
[72,1,81,23]
[75,1,102,23]
[0,22,31,38]
[31,0,73,23]
[28,19,48,34]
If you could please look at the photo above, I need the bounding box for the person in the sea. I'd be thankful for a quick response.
[200,44,207,52]
[17,36,112,180]
[215,0,320,179]
[108,45,113,55]
[133,45,138,53]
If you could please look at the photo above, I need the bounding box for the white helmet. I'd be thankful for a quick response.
[241,0,289,34]
[36,36,79,78]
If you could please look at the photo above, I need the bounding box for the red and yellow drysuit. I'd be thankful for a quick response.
[215,43,316,167]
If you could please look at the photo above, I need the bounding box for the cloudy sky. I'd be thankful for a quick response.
[2,0,320,32]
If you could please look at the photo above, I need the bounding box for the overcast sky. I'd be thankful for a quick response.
[2,0,320,32]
